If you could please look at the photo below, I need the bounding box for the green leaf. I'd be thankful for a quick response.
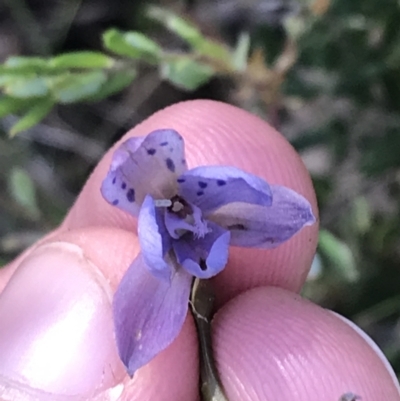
[0,73,19,85]
[4,56,49,73]
[318,230,359,282]
[0,96,32,118]
[50,51,115,69]
[87,70,137,101]
[350,196,371,235]
[9,98,54,136]
[147,6,203,47]
[4,75,49,98]
[9,167,40,220]
[147,7,230,63]
[196,39,232,63]
[49,70,107,103]
[103,29,161,61]
[232,32,250,71]
[124,32,162,58]
[160,58,215,91]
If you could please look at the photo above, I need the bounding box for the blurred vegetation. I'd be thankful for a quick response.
[1,0,400,381]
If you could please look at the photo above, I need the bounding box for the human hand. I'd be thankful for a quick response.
[0,101,398,401]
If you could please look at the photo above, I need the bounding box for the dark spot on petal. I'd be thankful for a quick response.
[182,159,186,165]
[169,148,173,152]
[199,259,207,271]
[112,199,119,205]
[178,136,183,141]
[166,158,175,172]
[217,179,226,186]
[147,148,156,155]
[198,181,207,189]
[112,177,116,184]
[227,223,246,231]
[127,188,135,203]
[197,191,204,196]
[160,141,168,146]
[177,178,185,183]
[121,182,126,190]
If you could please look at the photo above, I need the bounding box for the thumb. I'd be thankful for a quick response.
[0,227,198,400]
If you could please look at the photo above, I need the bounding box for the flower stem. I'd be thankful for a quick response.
[190,278,229,401]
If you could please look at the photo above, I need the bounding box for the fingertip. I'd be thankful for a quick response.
[212,287,399,401]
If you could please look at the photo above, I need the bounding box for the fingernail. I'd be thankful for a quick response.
[0,242,125,399]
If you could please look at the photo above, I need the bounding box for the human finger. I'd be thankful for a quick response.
[213,286,400,401]
[0,228,199,401]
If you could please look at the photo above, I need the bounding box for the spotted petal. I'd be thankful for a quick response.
[172,222,231,278]
[101,137,145,216]
[113,253,192,377]
[101,129,188,216]
[138,195,172,281]
[177,166,272,214]
[209,185,316,248]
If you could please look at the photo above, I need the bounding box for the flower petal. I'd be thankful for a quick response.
[101,129,188,216]
[172,222,231,279]
[209,185,316,248]
[113,253,192,377]
[101,137,145,216]
[177,166,272,214]
[138,195,172,281]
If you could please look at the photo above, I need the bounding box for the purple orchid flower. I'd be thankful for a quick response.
[101,128,316,376]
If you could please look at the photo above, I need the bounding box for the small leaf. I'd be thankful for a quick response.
[50,51,115,69]
[350,197,371,235]
[49,70,107,103]
[103,29,161,61]
[87,70,137,101]
[318,230,359,282]
[147,6,203,47]
[196,39,232,64]
[9,167,40,220]
[160,57,214,91]
[0,74,16,86]
[4,56,49,73]
[9,98,54,136]
[0,96,32,118]
[147,7,230,64]
[232,32,250,71]
[4,75,49,98]
[124,32,162,58]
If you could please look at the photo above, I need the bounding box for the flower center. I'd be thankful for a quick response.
[155,195,209,239]
[167,195,193,219]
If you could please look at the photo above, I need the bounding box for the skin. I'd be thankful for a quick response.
[0,100,398,401]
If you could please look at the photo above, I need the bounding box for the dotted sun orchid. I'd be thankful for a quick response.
[101,129,316,377]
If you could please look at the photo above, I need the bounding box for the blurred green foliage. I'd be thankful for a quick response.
[1,0,400,381]
[0,6,250,135]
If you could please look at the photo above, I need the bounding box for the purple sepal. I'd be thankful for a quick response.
[177,166,272,214]
[209,185,316,248]
[113,253,192,377]
[138,195,172,281]
[101,137,145,217]
[101,129,187,216]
